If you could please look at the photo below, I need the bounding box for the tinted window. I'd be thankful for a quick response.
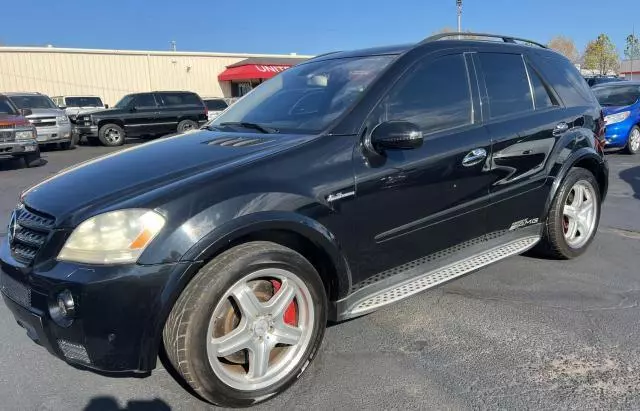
[479,53,533,118]
[0,97,17,114]
[382,54,472,134]
[65,97,103,107]
[533,53,598,107]
[205,99,229,111]
[527,63,556,109]
[134,94,157,107]
[9,95,57,109]
[162,92,201,106]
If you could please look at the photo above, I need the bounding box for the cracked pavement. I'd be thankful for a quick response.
[1,144,639,410]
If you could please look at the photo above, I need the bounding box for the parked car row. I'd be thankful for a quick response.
[0,90,236,159]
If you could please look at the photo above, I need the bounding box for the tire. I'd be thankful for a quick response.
[538,167,601,259]
[163,241,327,407]
[98,123,125,146]
[625,126,640,155]
[23,152,42,168]
[59,134,77,150]
[177,119,198,133]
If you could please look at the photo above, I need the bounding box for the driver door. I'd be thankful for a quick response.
[349,51,493,283]
[124,93,160,136]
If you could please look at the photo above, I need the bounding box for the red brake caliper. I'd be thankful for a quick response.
[270,280,297,325]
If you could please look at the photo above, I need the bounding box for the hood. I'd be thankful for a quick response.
[84,107,129,117]
[0,115,30,127]
[66,107,105,117]
[21,130,313,222]
[26,108,64,118]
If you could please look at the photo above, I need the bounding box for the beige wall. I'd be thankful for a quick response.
[0,47,309,106]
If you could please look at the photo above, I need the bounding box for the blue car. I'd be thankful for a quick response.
[593,82,640,154]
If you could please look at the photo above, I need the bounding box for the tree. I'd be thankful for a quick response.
[548,36,579,63]
[583,34,620,75]
[624,34,640,60]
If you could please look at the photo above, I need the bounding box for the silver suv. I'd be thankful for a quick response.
[5,92,75,149]
[52,95,106,120]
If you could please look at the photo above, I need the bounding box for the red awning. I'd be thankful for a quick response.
[218,64,291,81]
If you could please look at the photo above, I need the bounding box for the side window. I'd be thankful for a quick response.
[526,62,557,109]
[134,94,157,107]
[382,54,472,135]
[479,53,533,118]
[161,93,184,106]
[181,93,201,105]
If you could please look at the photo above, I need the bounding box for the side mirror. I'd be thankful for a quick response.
[19,108,33,117]
[58,105,67,110]
[104,104,109,109]
[370,121,423,151]
[129,106,137,112]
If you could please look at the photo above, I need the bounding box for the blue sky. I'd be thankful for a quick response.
[2,0,638,57]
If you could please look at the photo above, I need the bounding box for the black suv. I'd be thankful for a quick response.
[73,91,207,146]
[1,33,608,407]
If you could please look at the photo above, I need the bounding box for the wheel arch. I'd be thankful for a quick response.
[97,119,125,130]
[544,148,608,214]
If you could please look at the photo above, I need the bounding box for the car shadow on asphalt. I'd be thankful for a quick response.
[0,156,48,171]
[619,165,640,201]
[84,396,171,411]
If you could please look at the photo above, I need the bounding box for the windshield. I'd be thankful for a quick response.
[114,94,135,109]
[66,97,103,107]
[210,55,395,133]
[0,97,18,115]
[594,85,640,107]
[9,95,57,109]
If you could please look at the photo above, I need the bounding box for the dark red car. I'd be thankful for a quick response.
[0,94,40,167]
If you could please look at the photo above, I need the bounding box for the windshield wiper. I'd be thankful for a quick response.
[219,122,277,134]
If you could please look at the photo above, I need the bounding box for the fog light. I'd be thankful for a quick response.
[49,290,75,327]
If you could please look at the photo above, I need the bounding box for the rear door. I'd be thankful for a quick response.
[475,51,565,234]
[156,92,204,134]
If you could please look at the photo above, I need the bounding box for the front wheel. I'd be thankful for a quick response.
[625,126,640,155]
[538,167,601,259]
[177,119,198,133]
[98,123,125,146]
[163,241,327,407]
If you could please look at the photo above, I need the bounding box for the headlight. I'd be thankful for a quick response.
[56,115,70,124]
[57,209,165,264]
[15,129,36,141]
[604,111,630,125]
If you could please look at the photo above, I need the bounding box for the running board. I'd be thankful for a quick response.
[342,236,540,318]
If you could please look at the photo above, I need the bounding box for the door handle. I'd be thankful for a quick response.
[462,148,487,167]
[553,122,569,136]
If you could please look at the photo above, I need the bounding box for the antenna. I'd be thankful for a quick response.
[170,40,177,52]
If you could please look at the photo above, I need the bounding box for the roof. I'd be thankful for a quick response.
[310,44,412,62]
[3,92,44,95]
[0,46,314,59]
[227,57,309,68]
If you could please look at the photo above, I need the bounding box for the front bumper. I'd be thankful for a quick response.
[34,124,72,144]
[0,140,39,158]
[72,124,98,138]
[0,238,195,373]
[604,121,632,148]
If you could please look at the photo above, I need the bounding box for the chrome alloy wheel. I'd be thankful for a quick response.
[562,180,598,248]
[104,127,122,144]
[206,268,315,391]
[629,128,640,153]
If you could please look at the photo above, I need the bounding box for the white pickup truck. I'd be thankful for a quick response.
[52,95,107,121]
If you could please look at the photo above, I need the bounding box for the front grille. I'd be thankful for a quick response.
[0,130,14,142]
[9,206,55,264]
[58,340,91,364]
[30,117,56,128]
[0,273,31,308]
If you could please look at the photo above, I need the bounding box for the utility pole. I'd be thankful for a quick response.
[631,26,635,81]
[456,0,463,35]
[170,40,177,52]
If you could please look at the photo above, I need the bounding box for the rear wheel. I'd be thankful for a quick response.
[538,167,600,259]
[98,123,125,146]
[23,152,42,168]
[625,126,640,155]
[163,241,327,407]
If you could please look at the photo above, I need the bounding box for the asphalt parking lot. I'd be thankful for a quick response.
[1,142,640,410]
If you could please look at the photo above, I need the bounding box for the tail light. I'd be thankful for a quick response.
[595,109,606,153]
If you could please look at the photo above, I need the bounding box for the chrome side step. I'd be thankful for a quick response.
[345,236,540,318]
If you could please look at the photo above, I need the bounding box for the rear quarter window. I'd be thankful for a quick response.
[531,51,598,107]
[162,92,203,106]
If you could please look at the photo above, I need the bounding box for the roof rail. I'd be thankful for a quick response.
[421,32,547,49]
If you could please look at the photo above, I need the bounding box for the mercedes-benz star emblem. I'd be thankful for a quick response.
[7,211,17,244]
